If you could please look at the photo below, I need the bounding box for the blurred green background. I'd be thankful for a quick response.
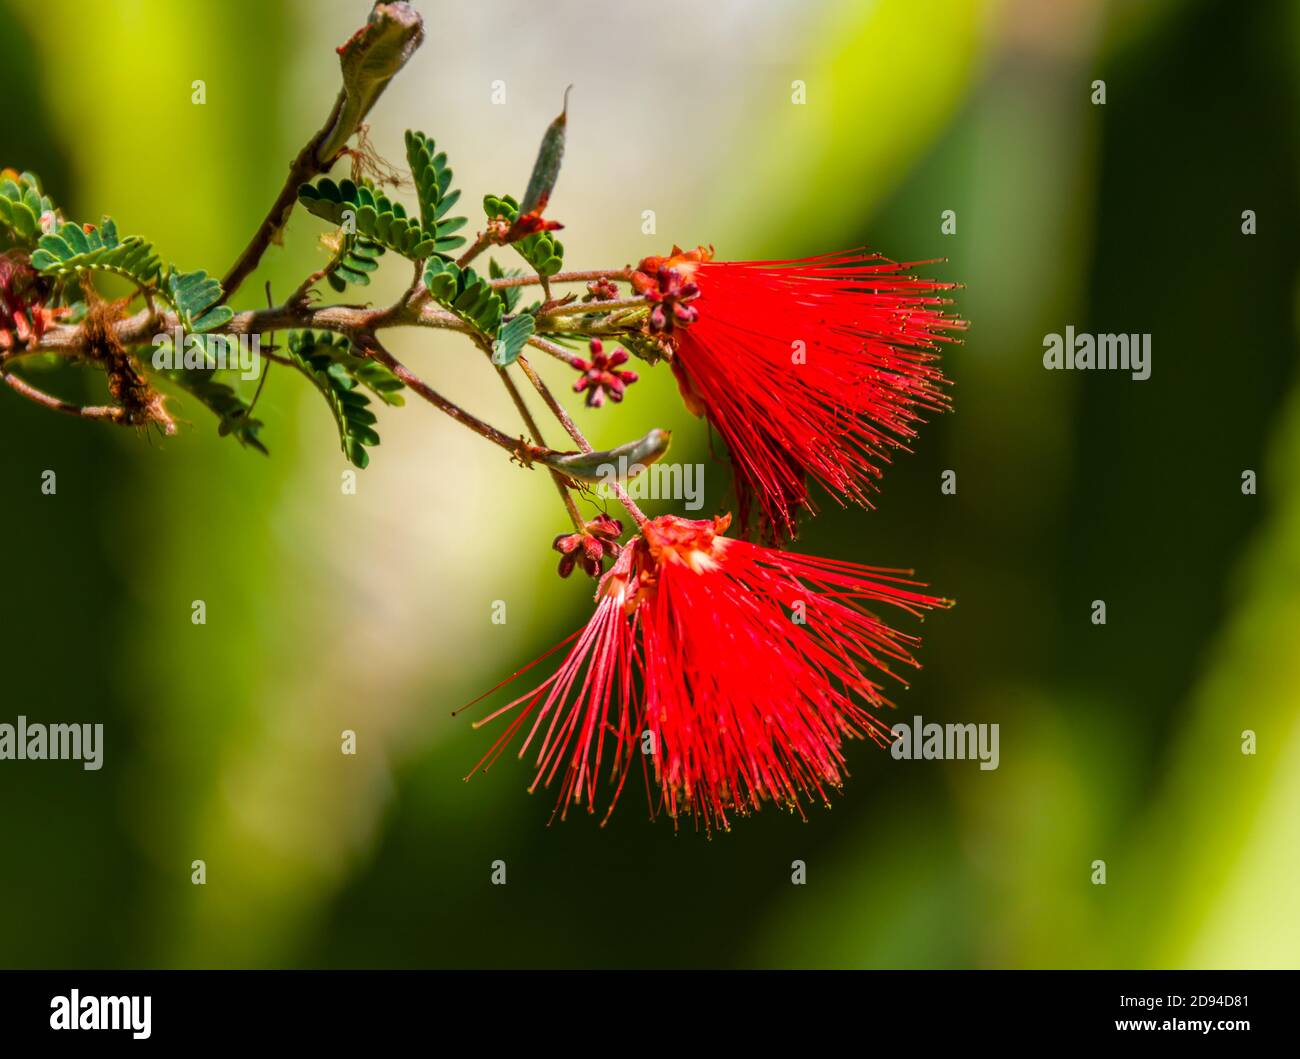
[2,0,1297,969]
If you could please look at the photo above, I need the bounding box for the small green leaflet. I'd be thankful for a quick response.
[286,330,389,468]
[422,258,503,336]
[28,214,233,333]
[403,130,467,253]
[298,178,435,259]
[491,314,535,367]
[166,267,234,333]
[31,218,163,289]
[488,258,525,313]
[329,236,384,292]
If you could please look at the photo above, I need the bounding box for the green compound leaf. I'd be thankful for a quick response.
[327,236,385,293]
[289,328,404,406]
[31,215,233,333]
[165,369,267,453]
[30,218,163,289]
[0,172,57,247]
[349,357,406,406]
[403,130,466,254]
[287,330,391,467]
[483,193,563,277]
[422,257,503,337]
[298,177,435,259]
[491,313,535,367]
[488,257,524,314]
[165,266,234,333]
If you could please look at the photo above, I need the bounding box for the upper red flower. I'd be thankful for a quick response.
[632,247,964,541]
[468,513,949,831]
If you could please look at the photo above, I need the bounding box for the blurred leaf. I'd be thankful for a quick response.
[166,367,267,452]
[286,329,386,467]
[0,171,56,247]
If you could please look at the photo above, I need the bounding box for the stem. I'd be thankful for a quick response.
[489,268,634,290]
[607,478,649,528]
[0,369,126,424]
[513,354,649,529]
[220,0,424,299]
[37,299,473,358]
[456,231,498,270]
[515,355,588,451]
[362,340,538,460]
[491,357,584,532]
[541,296,646,317]
[525,334,584,368]
[289,239,351,305]
[247,280,276,416]
[36,281,634,362]
[221,93,347,299]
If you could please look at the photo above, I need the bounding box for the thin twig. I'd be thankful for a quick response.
[541,296,646,317]
[489,268,634,290]
[456,230,499,269]
[0,370,126,424]
[37,265,640,360]
[525,334,584,368]
[247,281,277,417]
[513,354,649,528]
[361,339,540,460]
[221,0,425,298]
[489,354,584,532]
[289,240,350,306]
[37,300,463,357]
[516,355,589,452]
[221,94,347,298]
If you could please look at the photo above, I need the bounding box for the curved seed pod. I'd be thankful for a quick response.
[537,427,671,482]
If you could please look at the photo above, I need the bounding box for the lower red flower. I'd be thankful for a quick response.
[633,247,964,541]
[468,513,949,831]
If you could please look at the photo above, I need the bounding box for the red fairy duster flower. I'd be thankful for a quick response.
[468,513,949,831]
[632,246,964,541]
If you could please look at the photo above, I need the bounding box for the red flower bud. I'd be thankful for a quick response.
[571,338,639,408]
[550,514,624,579]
